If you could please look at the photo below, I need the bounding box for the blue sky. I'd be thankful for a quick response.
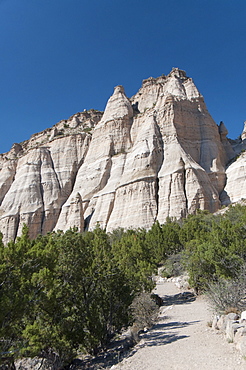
[0,0,245,153]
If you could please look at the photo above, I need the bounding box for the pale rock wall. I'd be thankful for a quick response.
[107,179,157,231]
[0,68,238,242]
[0,129,93,242]
[106,112,163,231]
[56,68,233,233]
[55,85,134,232]
[241,121,246,141]
[0,159,17,205]
[223,151,246,204]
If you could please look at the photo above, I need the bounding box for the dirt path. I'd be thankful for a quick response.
[112,281,245,370]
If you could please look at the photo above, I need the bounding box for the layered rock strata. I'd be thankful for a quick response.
[0,68,241,243]
[222,150,246,205]
[0,111,102,242]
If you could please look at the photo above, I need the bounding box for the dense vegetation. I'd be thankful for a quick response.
[1,204,246,366]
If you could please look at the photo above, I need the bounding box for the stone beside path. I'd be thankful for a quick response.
[112,281,245,370]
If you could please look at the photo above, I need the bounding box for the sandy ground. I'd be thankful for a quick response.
[111,281,246,370]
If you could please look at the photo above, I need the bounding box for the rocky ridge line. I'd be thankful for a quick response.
[0,68,245,243]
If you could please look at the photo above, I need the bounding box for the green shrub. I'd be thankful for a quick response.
[206,268,246,314]
[161,252,184,278]
[130,292,159,330]
[83,127,92,134]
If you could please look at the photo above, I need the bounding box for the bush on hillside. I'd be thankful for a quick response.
[161,252,184,278]
[182,208,246,290]
[206,267,246,314]
[130,292,159,330]
[0,225,158,366]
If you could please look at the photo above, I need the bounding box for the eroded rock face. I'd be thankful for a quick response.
[0,111,101,242]
[241,121,246,141]
[0,68,238,242]
[222,151,246,205]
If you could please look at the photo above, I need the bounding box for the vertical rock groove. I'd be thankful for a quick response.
[0,68,239,242]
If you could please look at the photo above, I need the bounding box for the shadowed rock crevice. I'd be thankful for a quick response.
[155,177,159,221]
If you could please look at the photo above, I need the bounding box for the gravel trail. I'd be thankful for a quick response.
[112,281,245,370]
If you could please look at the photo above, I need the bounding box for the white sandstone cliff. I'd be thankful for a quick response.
[0,68,242,243]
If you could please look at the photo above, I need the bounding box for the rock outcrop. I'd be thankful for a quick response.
[222,150,246,205]
[211,310,246,358]
[0,68,243,243]
[0,110,102,242]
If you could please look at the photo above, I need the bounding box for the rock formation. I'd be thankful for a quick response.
[222,150,246,205]
[0,68,244,243]
[0,110,102,242]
